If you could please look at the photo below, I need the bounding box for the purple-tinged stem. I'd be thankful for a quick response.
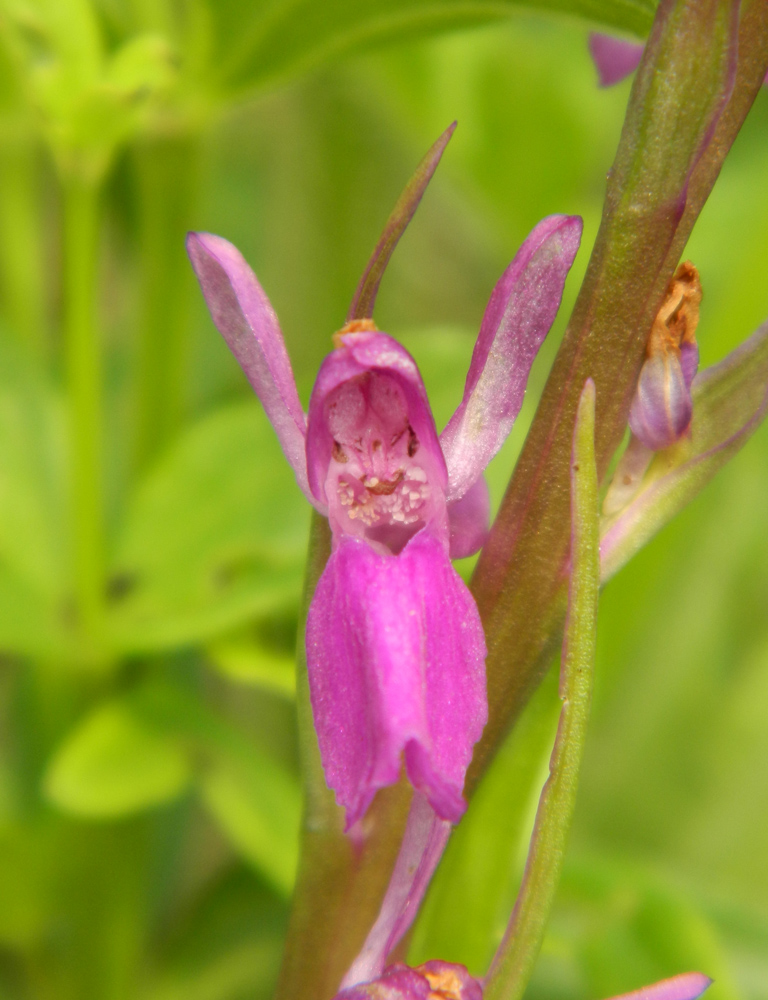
[467,0,757,791]
[347,123,456,321]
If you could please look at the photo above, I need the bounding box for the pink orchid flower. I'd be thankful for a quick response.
[187,134,581,830]
[334,964,711,1000]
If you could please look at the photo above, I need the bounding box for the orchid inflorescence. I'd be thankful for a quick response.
[187,2,768,997]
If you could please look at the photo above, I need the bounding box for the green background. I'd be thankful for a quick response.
[0,2,767,998]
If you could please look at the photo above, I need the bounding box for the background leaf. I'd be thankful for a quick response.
[211,0,655,97]
[106,401,308,654]
[43,699,192,817]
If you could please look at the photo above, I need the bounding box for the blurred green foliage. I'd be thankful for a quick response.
[0,0,767,998]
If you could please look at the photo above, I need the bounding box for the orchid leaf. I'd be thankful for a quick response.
[484,381,599,1000]
[106,401,307,654]
[210,0,657,98]
[601,321,768,581]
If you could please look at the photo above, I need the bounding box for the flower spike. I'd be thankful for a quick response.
[348,122,457,321]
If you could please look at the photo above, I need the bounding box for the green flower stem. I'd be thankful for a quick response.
[62,171,105,653]
[132,132,200,472]
[483,382,599,1000]
[0,135,46,354]
[275,512,411,1000]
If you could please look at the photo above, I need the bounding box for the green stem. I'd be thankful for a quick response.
[466,0,761,792]
[483,383,598,1000]
[275,513,411,1000]
[62,172,105,653]
[132,132,200,473]
[0,135,47,354]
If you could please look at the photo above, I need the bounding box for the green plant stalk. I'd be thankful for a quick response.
[276,512,412,1000]
[63,172,105,652]
[274,4,768,992]
[133,132,200,472]
[483,381,598,1000]
[467,0,768,790]
[0,136,47,354]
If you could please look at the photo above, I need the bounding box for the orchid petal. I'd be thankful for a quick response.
[606,973,712,1000]
[348,123,456,321]
[441,215,582,502]
[448,476,490,559]
[680,340,699,387]
[588,33,644,87]
[628,352,693,450]
[342,793,451,988]
[306,530,487,829]
[186,232,313,502]
[306,331,447,514]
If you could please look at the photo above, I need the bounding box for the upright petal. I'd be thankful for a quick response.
[305,530,487,828]
[440,215,582,502]
[588,33,644,87]
[186,232,313,502]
